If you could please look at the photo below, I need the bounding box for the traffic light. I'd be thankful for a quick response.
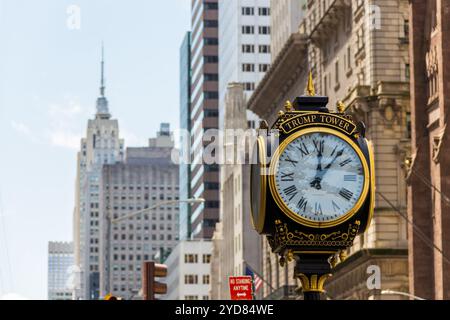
[142,261,167,300]
[104,293,121,300]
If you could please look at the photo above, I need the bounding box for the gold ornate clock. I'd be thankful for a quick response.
[250,74,375,300]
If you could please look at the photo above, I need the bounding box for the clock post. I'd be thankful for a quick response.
[250,72,375,300]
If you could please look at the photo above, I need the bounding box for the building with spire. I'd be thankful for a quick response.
[73,47,124,300]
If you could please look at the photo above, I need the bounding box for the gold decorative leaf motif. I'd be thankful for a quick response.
[271,220,361,248]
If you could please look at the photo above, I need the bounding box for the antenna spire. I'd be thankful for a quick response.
[100,42,105,97]
[306,70,316,96]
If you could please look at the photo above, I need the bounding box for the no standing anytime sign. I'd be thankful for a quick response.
[229,276,253,300]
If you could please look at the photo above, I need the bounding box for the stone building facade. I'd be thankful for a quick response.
[408,0,450,300]
[210,83,263,299]
[248,0,411,299]
[99,126,179,299]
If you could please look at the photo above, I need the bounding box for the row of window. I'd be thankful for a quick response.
[242,63,270,72]
[184,295,209,300]
[184,274,210,285]
[107,186,179,191]
[184,254,212,264]
[242,25,270,35]
[112,233,177,241]
[242,44,270,54]
[242,7,270,16]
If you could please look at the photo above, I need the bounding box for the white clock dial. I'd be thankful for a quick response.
[274,131,365,223]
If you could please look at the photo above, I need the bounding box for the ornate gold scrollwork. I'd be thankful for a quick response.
[272,219,361,249]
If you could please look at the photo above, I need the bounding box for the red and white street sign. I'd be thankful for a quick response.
[229,276,253,300]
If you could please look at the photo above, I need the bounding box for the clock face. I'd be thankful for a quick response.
[273,130,367,224]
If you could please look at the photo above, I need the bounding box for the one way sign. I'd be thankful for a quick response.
[229,276,253,300]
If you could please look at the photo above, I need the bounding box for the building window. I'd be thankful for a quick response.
[259,64,270,72]
[242,63,255,72]
[405,63,410,80]
[204,73,218,81]
[184,275,198,284]
[258,45,270,53]
[184,295,198,300]
[204,56,218,63]
[242,7,254,15]
[404,19,409,38]
[185,254,198,263]
[204,91,219,99]
[242,44,255,53]
[204,38,218,45]
[204,20,218,28]
[203,254,211,264]
[258,26,270,34]
[205,182,220,190]
[258,7,270,16]
[243,82,255,91]
[241,26,254,34]
[203,275,210,284]
[204,109,219,117]
[346,46,352,71]
[335,61,340,85]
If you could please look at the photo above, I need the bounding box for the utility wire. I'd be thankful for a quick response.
[376,191,450,266]
[410,168,450,206]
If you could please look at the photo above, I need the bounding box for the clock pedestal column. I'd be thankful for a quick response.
[293,253,333,300]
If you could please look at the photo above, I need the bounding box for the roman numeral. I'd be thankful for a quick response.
[332,200,340,212]
[281,172,294,182]
[339,188,354,201]
[283,185,298,201]
[296,143,310,157]
[340,158,352,167]
[330,145,338,157]
[284,156,298,166]
[313,139,324,154]
[314,202,323,216]
[297,197,307,212]
[344,175,357,182]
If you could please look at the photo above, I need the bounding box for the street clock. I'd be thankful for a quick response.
[250,73,375,299]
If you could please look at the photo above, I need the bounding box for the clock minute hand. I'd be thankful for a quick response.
[323,149,345,171]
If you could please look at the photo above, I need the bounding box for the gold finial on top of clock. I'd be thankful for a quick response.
[306,70,316,96]
[284,100,293,112]
[337,101,347,113]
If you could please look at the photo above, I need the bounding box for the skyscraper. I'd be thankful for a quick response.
[99,124,179,299]
[73,48,124,300]
[179,32,193,241]
[189,0,220,239]
[48,242,74,300]
[218,0,271,129]
[408,0,450,300]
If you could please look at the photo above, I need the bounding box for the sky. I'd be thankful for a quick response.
[0,0,191,299]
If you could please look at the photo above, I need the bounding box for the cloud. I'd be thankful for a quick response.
[48,101,82,118]
[46,98,85,150]
[48,131,81,150]
[10,121,32,136]
[10,121,40,143]
[0,293,29,300]
[121,128,147,147]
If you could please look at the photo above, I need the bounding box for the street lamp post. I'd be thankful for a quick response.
[380,289,426,300]
[104,197,205,296]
